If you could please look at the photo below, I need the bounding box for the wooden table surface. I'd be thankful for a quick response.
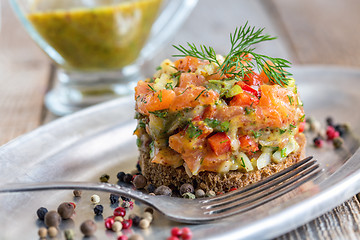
[2,0,360,239]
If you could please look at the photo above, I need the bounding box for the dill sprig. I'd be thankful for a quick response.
[173,22,292,86]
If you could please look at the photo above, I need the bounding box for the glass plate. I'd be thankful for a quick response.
[1,66,360,240]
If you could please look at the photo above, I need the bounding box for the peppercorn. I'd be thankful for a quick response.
[114,216,124,222]
[110,194,120,204]
[93,204,104,216]
[195,189,205,198]
[80,219,97,237]
[154,185,172,196]
[114,207,126,217]
[38,227,47,238]
[100,174,110,183]
[105,217,115,230]
[118,235,128,240]
[48,226,58,238]
[181,227,192,240]
[144,207,154,214]
[44,211,61,228]
[171,227,182,237]
[121,219,133,229]
[121,196,131,202]
[326,116,334,126]
[180,183,194,195]
[133,175,147,189]
[131,215,141,226]
[333,137,344,149]
[64,229,75,240]
[206,190,216,197]
[182,192,196,199]
[335,124,348,136]
[313,136,324,148]
[36,207,48,220]
[73,190,82,197]
[326,126,340,140]
[129,234,144,240]
[123,173,133,183]
[147,184,156,193]
[117,171,126,182]
[90,194,100,204]
[143,212,153,222]
[57,202,75,219]
[112,221,123,232]
[139,218,150,229]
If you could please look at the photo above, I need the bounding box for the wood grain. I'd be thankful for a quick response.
[0,0,50,145]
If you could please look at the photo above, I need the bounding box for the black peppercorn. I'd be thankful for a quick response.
[121,196,131,202]
[93,205,104,216]
[110,194,120,204]
[131,215,142,226]
[133,175,147,189]
[147,184,156,193]
[117,171,126,182]
[326,117,334,126]
[36,207,48,220]
[136,161,142,173]
[123,173,133,183]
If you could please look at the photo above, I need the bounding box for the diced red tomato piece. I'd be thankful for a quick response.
[236,81,260,98]
[202,105,216,119]
[299,121,305,133]
[208,132,231,156]
[239,135,259,153]
[243,72,261,86]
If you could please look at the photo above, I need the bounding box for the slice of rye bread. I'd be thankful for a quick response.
[139,133,306,193]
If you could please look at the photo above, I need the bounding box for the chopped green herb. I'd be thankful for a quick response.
[279,129,287,134]
[244,106,255,115]
[287,95,294,105]
[195,89,207,100]
[181,87,190,94]
[204,118,230,132]
[157,91,162,102]
[165,82,174,90]
[220,139,229,144]
[149,141,155,158]
[147,84,156,92]
[186,122,203,139]
[156,66,162,71]
[251,130,261,138]
[149,110,168,118]
[240,157,246,168]
[289,124,296,129]
[300,114,305,122]
[138,121,146,129]
[281,148,287,158]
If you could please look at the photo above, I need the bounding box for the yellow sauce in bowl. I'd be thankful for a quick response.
[28,0,162,71]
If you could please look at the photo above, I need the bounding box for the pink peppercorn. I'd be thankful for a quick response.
[326,126,340,140]
[121,219,133,229]
[118,235,128,240]
[181,227,192,240]
[171,227,182,237]
[114,207,126,217]
[105,217,114,230]
[167,237,179,240]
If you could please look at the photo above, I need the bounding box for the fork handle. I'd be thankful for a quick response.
[0,181,152,204]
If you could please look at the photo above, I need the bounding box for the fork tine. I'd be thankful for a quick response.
[202,160,321,216]
[202,157,318,208]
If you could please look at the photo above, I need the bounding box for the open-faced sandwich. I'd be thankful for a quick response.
[134,23,306,193]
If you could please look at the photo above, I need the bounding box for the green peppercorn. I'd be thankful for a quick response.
[182,192,196,199]
[100,174,110,183]
[333,137,344,149]
[64,229,75,240]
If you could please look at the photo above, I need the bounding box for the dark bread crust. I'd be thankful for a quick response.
[140,133,306,193]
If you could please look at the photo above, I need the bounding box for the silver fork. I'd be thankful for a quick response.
[0,156,320,223]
